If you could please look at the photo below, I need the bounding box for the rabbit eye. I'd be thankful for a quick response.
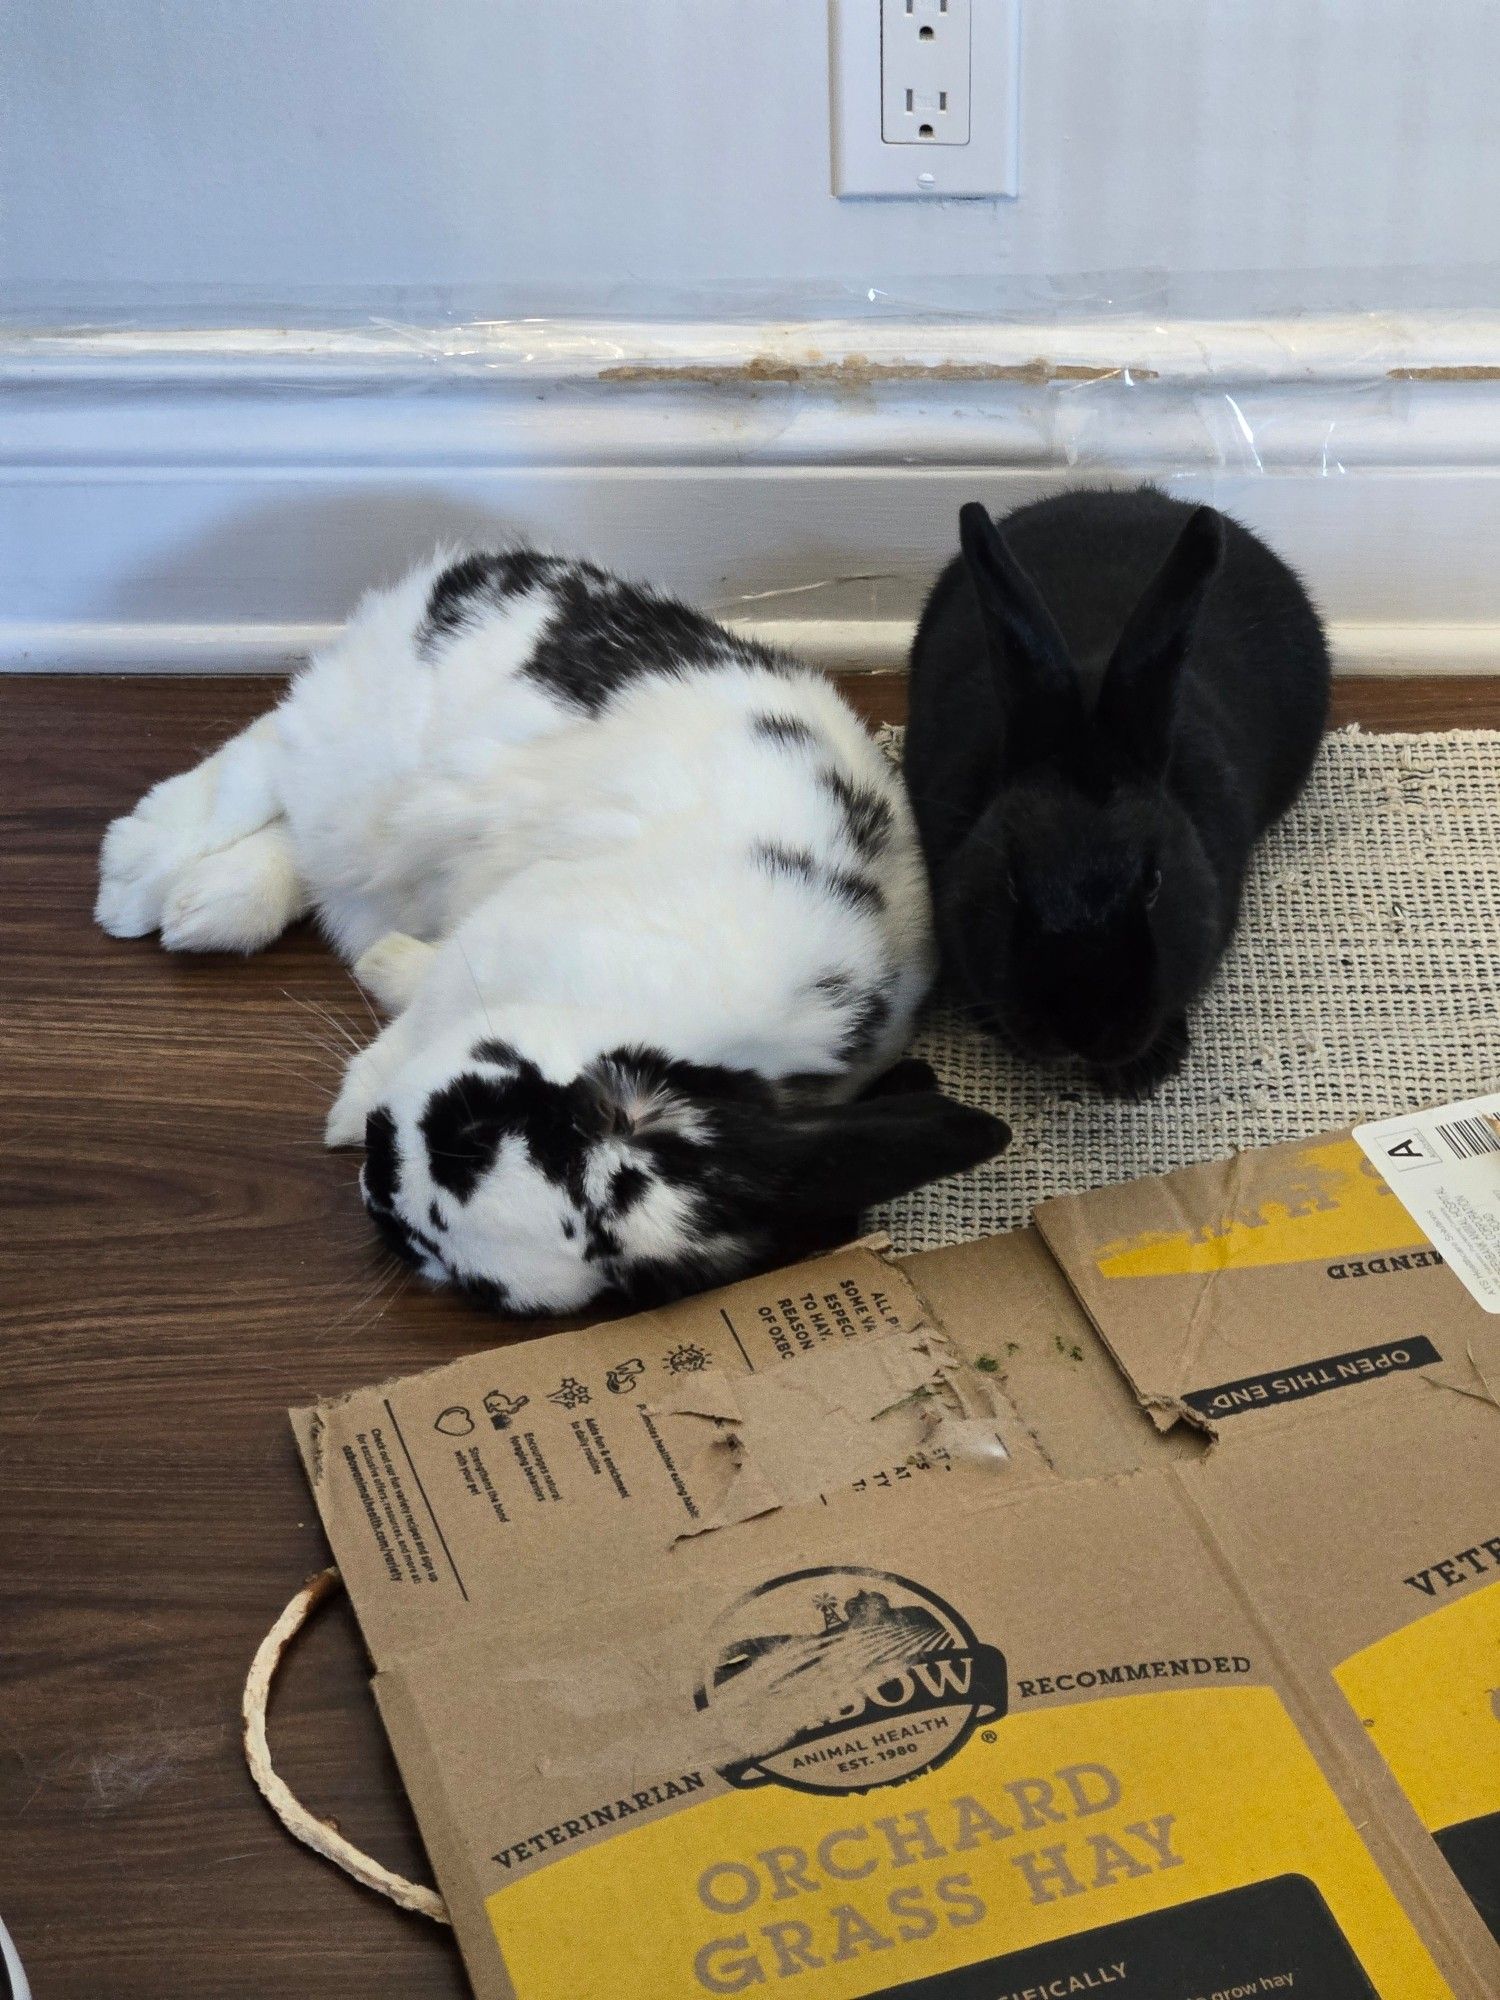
[1144,867,1163,908]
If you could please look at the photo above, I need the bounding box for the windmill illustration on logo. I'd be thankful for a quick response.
[695,1565,1007,1796]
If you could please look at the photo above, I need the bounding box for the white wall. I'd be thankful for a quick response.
[8,1,1500,671]
[6,0,1500,325]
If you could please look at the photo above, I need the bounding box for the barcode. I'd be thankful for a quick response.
[1436,1115,1500,1160]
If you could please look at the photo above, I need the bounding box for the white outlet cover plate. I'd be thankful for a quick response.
[830,0,1020,200]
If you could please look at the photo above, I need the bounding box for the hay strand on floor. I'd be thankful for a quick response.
[242,1567,449,1924]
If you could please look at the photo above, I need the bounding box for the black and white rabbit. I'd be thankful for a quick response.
[97,548,1007,1314]
[904,488,1331,1090]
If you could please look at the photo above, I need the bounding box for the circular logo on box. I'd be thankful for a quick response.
[694,1565,1006,1796]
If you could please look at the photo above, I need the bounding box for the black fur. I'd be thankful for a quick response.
[422,549,792,713]
[419,1071,522,1202]
[419,550,564,655]
[819,767,894,859]
[363,1106,401,1208]
[753,712,819,750]
[609,1163,650,1215]
[904,488,1330,1086]
[824,865,883,916]
[524,569,783,716]
[860,1056,941,1098]
[807,970,894,1064]
[838,987,893,1062]
[754,844,882,917]
[420,1052,599,1205]
[753,841,821,888]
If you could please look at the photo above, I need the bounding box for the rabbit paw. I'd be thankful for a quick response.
[159,827,307,953]
[351,933,435,1014]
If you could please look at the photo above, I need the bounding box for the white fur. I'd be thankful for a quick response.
[97,549,938,1309]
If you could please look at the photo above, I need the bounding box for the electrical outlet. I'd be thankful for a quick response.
[881,0,970,146]
[829,0,1020,200]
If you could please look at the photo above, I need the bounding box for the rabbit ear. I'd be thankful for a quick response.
[762,1091,1010,1217]
[1097,506,1225,774]
[958,502,1082,767]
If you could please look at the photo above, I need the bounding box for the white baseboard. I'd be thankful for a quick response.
[10,617,1498,679]
[7,314,1500,675]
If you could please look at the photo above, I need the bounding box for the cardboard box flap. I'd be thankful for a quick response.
[1036,1130,1488,1434]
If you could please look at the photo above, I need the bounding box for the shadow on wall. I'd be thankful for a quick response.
[96,488,530,629]
[86,483,912,653]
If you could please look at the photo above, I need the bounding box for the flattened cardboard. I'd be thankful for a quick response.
[292,1134,1500,1999]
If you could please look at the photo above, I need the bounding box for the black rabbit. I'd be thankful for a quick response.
[904,488,1330,1092]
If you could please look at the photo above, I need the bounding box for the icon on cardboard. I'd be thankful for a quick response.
[483,1390,530,1432]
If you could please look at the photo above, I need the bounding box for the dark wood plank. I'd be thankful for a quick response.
[3,668,1498,1996]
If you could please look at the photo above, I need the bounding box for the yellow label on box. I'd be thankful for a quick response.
[487,1686,1450,1999]
[1096,1138,1428,1279]
[1335,1578,1500,1941]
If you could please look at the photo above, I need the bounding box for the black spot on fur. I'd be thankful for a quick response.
[637,1130,711,1188]
[753,841,821,887]
[810,969,893,1063]
[840,988,893,1062]
[752,712,818,751]
[825,866,884,915]
[419,550,562,656]
[363,1107,400,1208]
[486,1065,587,1192]
[561,1217,578,1240]
[584,1219,623,1264]
[472,1037,521,1068]
[609,1163,650,1216]
[522,569,786,716]
[423,1059,606,1205]
[420,1073,513,1201]
[428,1201,447,1233]
[367,1201,421,1270]
[454,1271,513,1315]
[820,766,894,859]
[754,844,883,917]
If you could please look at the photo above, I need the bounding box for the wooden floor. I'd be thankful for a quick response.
[3,671,1498,1997]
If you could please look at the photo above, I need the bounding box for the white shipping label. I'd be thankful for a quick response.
[1355,1091,1500,1313]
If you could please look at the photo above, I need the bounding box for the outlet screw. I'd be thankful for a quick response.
[917,171,937,188]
